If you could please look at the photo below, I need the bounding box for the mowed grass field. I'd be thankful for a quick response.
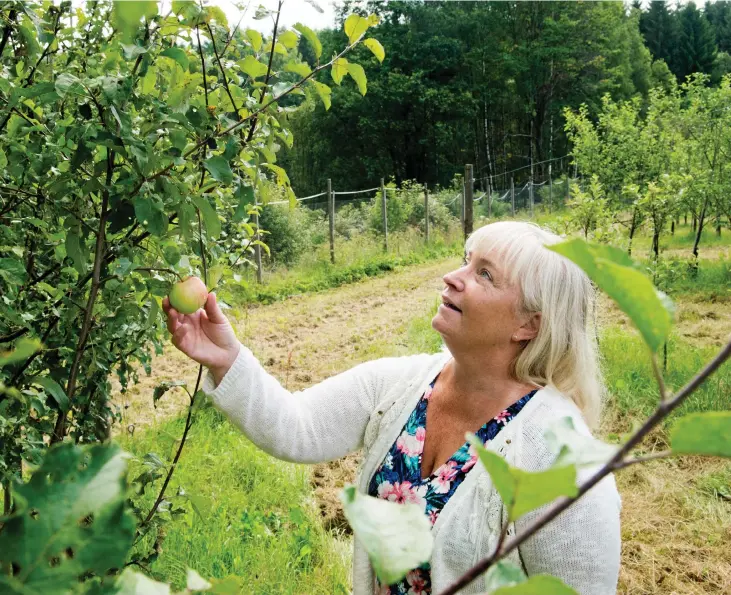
[118,221,731,594]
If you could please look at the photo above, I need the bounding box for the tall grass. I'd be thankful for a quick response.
[123,407,351,594]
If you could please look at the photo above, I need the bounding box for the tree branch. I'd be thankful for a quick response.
[246,0,282,143]
[0,10,16,58]
[50,150,114,443]
[437,336,731,595]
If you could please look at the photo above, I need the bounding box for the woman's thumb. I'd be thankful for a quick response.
[204,292,228,324]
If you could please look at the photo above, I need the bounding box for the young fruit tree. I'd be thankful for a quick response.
[0,0,383,572]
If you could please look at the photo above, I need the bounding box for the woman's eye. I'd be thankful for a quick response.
[479,269,492,280]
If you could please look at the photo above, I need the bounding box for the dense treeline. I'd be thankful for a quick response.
[281,0,731,197]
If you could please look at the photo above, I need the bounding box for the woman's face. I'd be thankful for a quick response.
[432,248,537,352]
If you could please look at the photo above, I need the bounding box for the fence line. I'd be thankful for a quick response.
[475,153,572,183]
[251,167,580,281]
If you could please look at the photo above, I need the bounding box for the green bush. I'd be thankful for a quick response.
[259,204,326,267]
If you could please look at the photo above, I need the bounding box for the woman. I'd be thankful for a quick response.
[163,221,621,595]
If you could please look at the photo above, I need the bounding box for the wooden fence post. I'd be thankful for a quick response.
[328,178,335,264]
[424,184,430,244]
[254,202,263,284]
[510,176,515,217]
[487,176,492,219]
[464,164,474,239]
[461,181,466,229]
[381,178,388,252]
[548,162,553,214]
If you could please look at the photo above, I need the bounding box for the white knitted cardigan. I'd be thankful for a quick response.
[202,344,621,595]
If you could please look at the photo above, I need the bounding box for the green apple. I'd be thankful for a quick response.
[168,276,208,314]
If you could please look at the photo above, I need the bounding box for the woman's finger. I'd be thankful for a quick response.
[204,292,228,325]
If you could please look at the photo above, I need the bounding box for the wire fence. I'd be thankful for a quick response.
[250,162,582,282]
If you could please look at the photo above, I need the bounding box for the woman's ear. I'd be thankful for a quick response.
[516,312,541,342]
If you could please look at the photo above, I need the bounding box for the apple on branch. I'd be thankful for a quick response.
[168,276,208,314]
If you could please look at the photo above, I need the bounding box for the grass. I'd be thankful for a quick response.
[122,406,351,594]
[227,226,463,306]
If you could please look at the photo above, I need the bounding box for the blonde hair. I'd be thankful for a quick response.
[465,221,603,427]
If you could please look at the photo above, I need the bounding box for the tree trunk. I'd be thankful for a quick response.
[628,206,639,256]
[692,196,710,260]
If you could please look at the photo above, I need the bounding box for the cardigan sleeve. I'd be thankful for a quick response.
[516,459,622,594]
[201,343,417,464]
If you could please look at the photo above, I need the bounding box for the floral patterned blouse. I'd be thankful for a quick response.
[367,372,536,595]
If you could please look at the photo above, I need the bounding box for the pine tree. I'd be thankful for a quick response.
[639,0,681,75]
[676,1,718,81]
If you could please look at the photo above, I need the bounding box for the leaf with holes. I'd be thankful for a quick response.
[468,435,578,520]
[670,412,731,457]
[0,443,135,595]
[484,560,527,592]
[340,485,433,585]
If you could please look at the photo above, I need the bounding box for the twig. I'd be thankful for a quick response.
[613,450,673,472]
[0,10,16,58]
[195,24,209,108]
[135,267,183,281]
[437,336,731,595]
[651,354,667,402]
[246,0,282,143]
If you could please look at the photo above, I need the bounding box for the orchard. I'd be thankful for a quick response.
[0,2,730,595]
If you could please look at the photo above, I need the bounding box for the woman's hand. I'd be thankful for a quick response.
[163,292,240,385]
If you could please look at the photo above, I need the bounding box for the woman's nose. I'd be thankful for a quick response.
[443,268,465,291]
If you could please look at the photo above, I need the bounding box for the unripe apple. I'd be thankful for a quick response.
[168,276,208,314]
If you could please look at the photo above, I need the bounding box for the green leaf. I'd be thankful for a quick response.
[0,146,6,169]
[363,38,385,63]
[54,73,82,98]
[484,560,527,592]
[544,416,618,467]
[163,245,182,266]
[33,376,69,412]
[0,256,28,284]
[340,485,433,585]
[160,47,189,71]
[344,14,371,45]
[121,44,148,60]
[245,29,263,53]
[193,196,222,239]
[141,63,157,95]
[311,80,332,110]
[132,196,168,237]
[203,155,233,185]
[279,30,299,49]
[468,435,578,520]
[64,231,88,274]
[0,443,135,593]
[0,338,42,367]
[285,61,312,78]
[331,57,349,85]
[238,55,268,79]
[491,574,578,594]
[233,184,255,222]
[294,23,321,59]
[670,412,731,457]
[549,238,673,353]
[152,380,187,408]
[347,62,367,95]
[112,1,158,42]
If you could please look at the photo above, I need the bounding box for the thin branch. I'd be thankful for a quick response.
[437,336,731,595]
[134,267,183,281]
[205,22,240,115]
[613,450,673,472]
[196,24,209,108]
[0,10,16,58]
[50,150,114,443]
[139,365,203,527]
[246,0,282,143]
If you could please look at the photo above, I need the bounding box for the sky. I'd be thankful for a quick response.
[163,0,338,33]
